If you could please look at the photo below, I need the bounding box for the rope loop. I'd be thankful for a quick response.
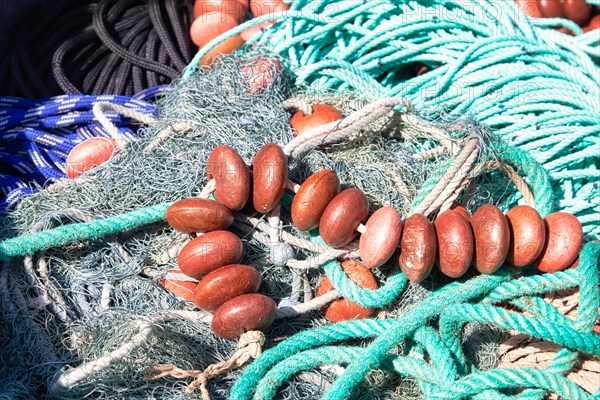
[232,242,600,400]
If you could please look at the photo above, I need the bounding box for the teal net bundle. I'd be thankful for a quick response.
[0,0,599,399]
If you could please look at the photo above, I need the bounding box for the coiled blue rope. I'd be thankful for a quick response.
[0,86,166,209]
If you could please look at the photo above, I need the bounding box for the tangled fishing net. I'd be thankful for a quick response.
[0,53,527,400]
[1,0,599,399]
[2,52,483,398]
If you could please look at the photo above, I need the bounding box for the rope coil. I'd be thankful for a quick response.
[0,90,162,209]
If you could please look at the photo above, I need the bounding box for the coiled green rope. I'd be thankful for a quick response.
[187,0,599,238]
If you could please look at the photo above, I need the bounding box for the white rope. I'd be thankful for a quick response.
[143,121,195,154]
[275,290,340,319]
[283,97,412,159]
[412,137,481,217]
[282,98,313,115]
[92,102,156,147]
[50,310,212,394]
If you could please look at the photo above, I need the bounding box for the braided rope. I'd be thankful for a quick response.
[412,138,481,216]
[92,102,157,146]
[146,331,265,400]
[0,90,161,208]
[282,97,411,159]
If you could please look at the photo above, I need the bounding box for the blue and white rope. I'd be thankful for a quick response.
[0,85,167,209]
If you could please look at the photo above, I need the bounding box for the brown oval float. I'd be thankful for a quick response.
[434,210,474,278]
[563,0,591,25]
[252,143,288,213]
[194,264,261,311]
[359,206,402,269]
[291,169,340,231]
[178,230,243,279]
[399,214,437,283]
[65,137,119,179]
[320,188,369,248]
[165,198,234,233]
[506,205,546,267]
[535,212,583,272]
[290,104,342,137]
[207,145,250,211]
[471,204,510,274]
[211,293,277,340]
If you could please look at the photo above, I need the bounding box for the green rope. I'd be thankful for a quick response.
[231,242,600,400]
[0,203,170,262]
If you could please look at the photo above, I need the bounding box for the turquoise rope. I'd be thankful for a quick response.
[483,270,579,302]
[0,203,170,262]
[439,303,600,371]
[232,243,600,399]
[253,345,440,400]
[437,368,593,400]
[310,229,408,308]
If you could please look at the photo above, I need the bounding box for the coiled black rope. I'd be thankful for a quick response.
[0,0,194,97]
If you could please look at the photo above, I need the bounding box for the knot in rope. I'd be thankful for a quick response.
[269,242,295,267]
[145,331,265,400]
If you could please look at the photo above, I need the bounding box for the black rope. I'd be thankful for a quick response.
[148,0,187,70]
[1,0,195,97]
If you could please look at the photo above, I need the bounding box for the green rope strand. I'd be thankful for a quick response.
[0,203,170,261]
[437,368,594,400]
[483,270,579,303]
[233,243,600,400]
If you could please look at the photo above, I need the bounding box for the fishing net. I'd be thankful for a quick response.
[0,53,528,399]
